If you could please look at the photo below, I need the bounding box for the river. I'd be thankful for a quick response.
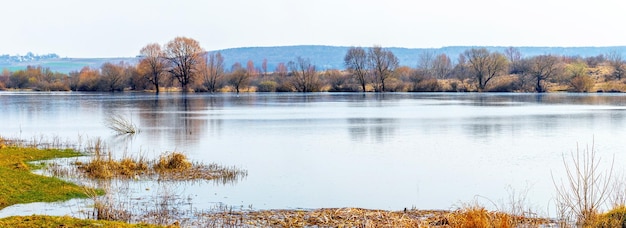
[0,91,624,218]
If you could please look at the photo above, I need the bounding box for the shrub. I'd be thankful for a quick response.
[569,75,595,92]
[486,76,519,92]
[411,78,440,92]
[553,142,614,226]
[257,80,278,92]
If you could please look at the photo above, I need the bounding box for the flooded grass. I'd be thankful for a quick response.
[70,150,248,182]
[0,215,167,228]
[0,137,93,210]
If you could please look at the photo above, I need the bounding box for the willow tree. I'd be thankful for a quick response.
[139,43,166,93]
[527,55,561,92]
[164,37,204,92]
[368,46,398,92]
[228,62,250,94]
[288,57,318,92]
[464,48,509,91]
[344,47,369,92]
[202,51,225,93]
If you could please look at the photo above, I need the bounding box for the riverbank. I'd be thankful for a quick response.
[2,134,626,227]
[0,139,90,209]
[0,137,553,227]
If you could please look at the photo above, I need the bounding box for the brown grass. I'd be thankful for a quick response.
[154,152,191,171]
[71,151,246,182]
[196,207,550,228]
[445,205,519,228]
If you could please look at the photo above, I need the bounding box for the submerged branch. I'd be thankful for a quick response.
[104,113,139,135]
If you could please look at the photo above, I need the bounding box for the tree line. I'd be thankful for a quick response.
[1,37,625,93]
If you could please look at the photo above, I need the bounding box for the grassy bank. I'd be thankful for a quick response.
[0,143,92,209]
[0,215,167,228]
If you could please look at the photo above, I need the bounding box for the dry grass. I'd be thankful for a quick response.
[196,207,549,228]
[155,152,192,171]
[71,150,247,182]
[595,205,626,227]
[445,205,519,228]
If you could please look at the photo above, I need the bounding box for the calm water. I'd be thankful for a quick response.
[1,91,625,217]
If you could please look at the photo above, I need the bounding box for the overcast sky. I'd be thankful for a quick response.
[3,0,626,58]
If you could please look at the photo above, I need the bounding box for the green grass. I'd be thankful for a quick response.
[0,145,93,209]
[0,215,168,228]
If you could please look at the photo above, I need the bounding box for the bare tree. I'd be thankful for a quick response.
[100,62,126,92]
[368,46,399,92]
[275,63,287,77]
[525,55,561,92]
[139,43,166,94]
[344,47,369,92]
[464,48,509,91]
[246,60,257,77]
[417,51,435,77]
[164,37,204,92]
[606,51,625,80]
[261,59,268,77]
[288,57,319,92]
[432,53,452,79]
[504,47,523,74]
[325,69,352,92]
[202,51,224,93]
[228,62,249,94]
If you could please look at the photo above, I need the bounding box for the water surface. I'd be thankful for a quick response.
[1,92,625,217]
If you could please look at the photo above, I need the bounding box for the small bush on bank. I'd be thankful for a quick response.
[257,80,278,92]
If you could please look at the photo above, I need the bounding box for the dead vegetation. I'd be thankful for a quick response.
[53,139,247,182]
[196,207,550,227]
[104,113,139,135]
[552,141,615,226]
[72,150,247,182]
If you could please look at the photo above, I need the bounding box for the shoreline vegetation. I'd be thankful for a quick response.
[2,136,626,227]
[1,38,625,94]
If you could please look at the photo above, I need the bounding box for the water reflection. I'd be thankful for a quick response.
[136,95,223,147]
[347,118,397,143]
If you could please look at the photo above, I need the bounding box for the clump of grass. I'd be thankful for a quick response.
[76,154,149,180]
[72,150,247,182]
[120,157,149,176]
[104,113,139,135]
[154,152,191,171]
[445,204,513,228]
[595,205,626,227]
[0,137,7,149]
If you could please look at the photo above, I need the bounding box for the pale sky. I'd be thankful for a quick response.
[3,0,626,58]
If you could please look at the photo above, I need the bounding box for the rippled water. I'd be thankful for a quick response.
[1,91,625,217]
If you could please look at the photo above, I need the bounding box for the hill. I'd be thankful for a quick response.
[216,45,626,72]
[2,46,626,73]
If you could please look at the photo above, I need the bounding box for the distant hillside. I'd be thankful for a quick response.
[0,57,138,74]
[216,45,626,72]
[2,46,625,73]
